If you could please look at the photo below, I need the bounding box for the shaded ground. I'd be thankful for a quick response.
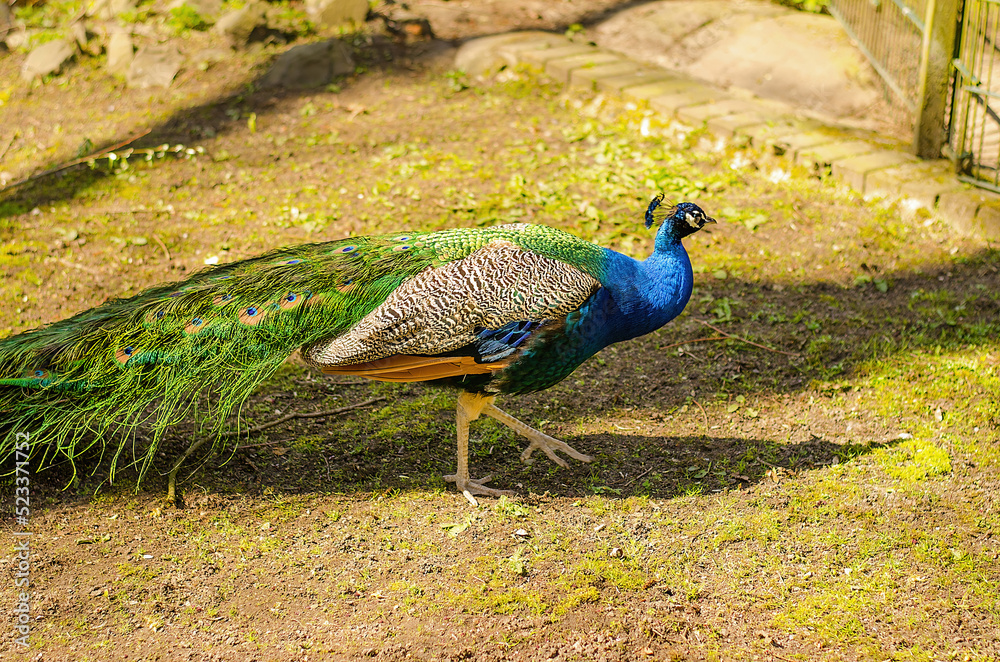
[2,2,999,661]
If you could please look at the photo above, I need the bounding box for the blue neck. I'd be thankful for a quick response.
[595,238,693,344]
[487,236,694,395]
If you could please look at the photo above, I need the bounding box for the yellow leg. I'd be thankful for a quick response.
[483,403,593,467]
[443,392,513,506]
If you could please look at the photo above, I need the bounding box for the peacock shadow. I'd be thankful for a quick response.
[145,429,896,504]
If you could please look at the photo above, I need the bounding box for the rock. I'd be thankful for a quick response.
[69,21,89,48]
[193,46,231,70]
[214,1,266,46]
[87,0,135,20]
[260,38,354,89]
[0,3,13,50]
[106,30,134,75]
[85,0,111,18]
[126,43,182,88]
[167,0,223,25]
[5,25,28,51]
[305,0,367,29]
[455,31,558,79]
[111,0,137,18]
[5,29,27,51]
[21,39,76,81]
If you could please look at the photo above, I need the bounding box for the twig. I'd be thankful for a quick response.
[53,257,100,275]
[695,319,799,357]
[0,129,152,193]
[615,466,654,487]
[228,396,387,441]
[151,234,171,261]
[0,130,18,163]
[167,435,210,504]
[166,397,386,502]
[660,336,727,351]
[692,398,709,432]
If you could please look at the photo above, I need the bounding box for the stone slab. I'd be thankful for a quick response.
[570,61,644,90]
[620,77,706,102]
[970,199,1000,240]
[545,52,621,84]
[937,189,987,231]
[796,140,879,170]
[740,120,825,151]
[677,99,758,125]
[494,34,570,60]
[707,111,771,139]
[865,159,954,198]
[595,69,678,93]
[649,88,726,118]
[900,173,964,210]
[829,151,920,192]
[520,44,598,67]
[771,130,843,159]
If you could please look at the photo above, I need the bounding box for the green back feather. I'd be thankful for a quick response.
[0,223,607,480]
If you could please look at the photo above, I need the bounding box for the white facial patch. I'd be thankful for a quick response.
[684,212,701,228]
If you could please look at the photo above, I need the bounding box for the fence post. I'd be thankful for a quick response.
[914,0,960,159]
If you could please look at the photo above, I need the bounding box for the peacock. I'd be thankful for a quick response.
[0,195,714,505]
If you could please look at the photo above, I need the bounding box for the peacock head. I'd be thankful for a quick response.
[645,194,716,244]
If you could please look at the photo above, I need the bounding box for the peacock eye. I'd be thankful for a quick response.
[246,307,258,317]
[286,293,297,302]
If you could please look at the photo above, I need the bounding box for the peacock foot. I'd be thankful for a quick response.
[443,473,513,507]
[482,402,593,469]
[519,433,594,468]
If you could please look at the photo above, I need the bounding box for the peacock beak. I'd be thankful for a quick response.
[704,216,717,224]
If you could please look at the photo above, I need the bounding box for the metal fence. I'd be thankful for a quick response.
[830,0,1000,192]
[828,0,929,112]
[950,0,1000,193]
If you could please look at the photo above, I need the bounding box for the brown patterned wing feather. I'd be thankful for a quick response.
[303,240,600,370]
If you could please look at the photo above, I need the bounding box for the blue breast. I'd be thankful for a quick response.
[490,244,694,394]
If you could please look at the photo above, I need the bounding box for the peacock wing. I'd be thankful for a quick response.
[302,240,601,379]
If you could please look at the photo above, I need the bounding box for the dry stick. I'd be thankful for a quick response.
[695,319,799,357]
[0,130,19,163]
[229,396,387,442]
[692,398,709,432]
[0,129,152,193]
[53,257,100,275]
[660,336,727,351]
[616,466,654,488]
[151,234,171,261]
[166,397,386,502]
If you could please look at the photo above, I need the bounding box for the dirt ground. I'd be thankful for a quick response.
[1,1,999,661]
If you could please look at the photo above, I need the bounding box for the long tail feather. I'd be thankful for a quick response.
[0,222,609,482]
